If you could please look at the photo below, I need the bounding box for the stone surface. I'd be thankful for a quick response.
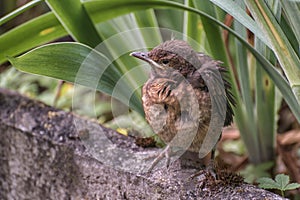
[0,88,286,200]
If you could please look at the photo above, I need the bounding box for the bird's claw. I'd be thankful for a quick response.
[189,159,217,180]
[146,145,172,172]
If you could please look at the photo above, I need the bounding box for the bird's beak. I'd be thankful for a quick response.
[130,51,164,69]
[130,52,151,62]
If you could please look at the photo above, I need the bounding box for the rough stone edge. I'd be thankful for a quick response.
[0,88,286,200]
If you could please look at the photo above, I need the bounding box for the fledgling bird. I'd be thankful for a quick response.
[131,40,235,170]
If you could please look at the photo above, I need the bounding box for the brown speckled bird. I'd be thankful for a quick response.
[131,40,235,170]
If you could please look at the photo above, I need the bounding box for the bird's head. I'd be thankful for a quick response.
[130,40,200,77]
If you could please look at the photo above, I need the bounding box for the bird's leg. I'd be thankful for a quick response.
[146,144,172,172]
[191,131,223,180]
[189,146,218,180]
[206,148,217,178]
[207,147,217,170]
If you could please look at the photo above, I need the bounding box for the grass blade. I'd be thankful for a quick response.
[245,0,300,103]
[46,0,101,47]
[0,0,44,26]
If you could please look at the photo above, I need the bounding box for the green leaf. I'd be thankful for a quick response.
[8,42,143,114]
[252,32,278,163]
[210,0,271,48]
[258,174,300,192]
[0,0,43,26]
[183,0,200,44]
[284,183,300,190]
[281,0,300,45]
[257,177,280,189]
[245,0,300,103]
[83,0,300,122]
[46,0,101,47]
[134,9,160,28]
[0,12,66,64]
[193,0,228,63]
[93,15,160,99]
[240,162,273,183]
[232,1,259,162]
[275,174,290,190]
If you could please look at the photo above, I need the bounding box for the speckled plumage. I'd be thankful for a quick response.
[132,40,235,163]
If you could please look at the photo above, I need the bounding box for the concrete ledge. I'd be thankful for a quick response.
[0,88,286,199]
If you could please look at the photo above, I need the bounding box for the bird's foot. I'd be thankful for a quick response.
[189,159,217,180]
[145,145,176,172]
[206,159,217,178]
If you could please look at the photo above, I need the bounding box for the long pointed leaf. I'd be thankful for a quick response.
[0,12,66,64]
[8,42,143,114]
[183,0,200,44]
[210,0,272,48]
[0,0,43,26]
[46,0,101,47]
[281,0,300,45]
[233,1,260,162]
[245,0,300,103]
[2,0,299,121]
[193,0,228,63]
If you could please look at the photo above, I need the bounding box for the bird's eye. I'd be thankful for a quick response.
[162,60,169,65]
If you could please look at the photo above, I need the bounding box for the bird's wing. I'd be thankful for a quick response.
[196,53,234,158]
[197,53,228,119]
